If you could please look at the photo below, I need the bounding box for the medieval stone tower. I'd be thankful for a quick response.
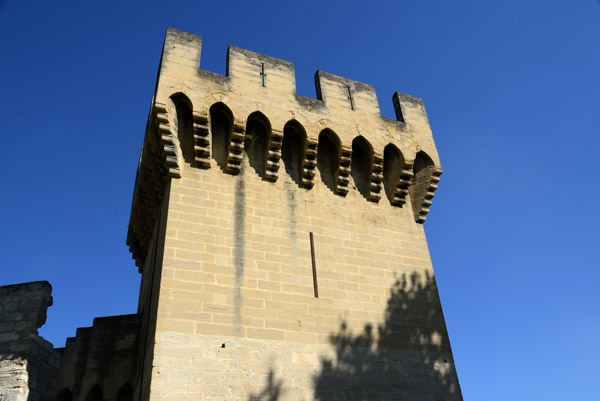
[118,27,462,400]
[5,27,463,401]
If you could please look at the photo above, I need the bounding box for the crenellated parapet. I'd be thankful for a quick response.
[127,28,445,268]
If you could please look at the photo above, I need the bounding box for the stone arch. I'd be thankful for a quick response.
[244,111,271,179]
[383,144,406,206]
[85,385,103,401]
[317,129,341,194]
[282,120,307,186]
[210,102,234,171]
[169,93,195,165]
[56,388,72,401]
[115,382,134,401]
[413,150,434,172]
[351,136,374,200]
[410,151,437,222]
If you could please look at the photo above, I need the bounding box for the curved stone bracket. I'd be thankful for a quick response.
[335,146,352,195]
[226,121,245,174]
[155,102,181,178]
[390,164,414,207]
[265,128,283,181]
[413,167,442,224]
[301,139,317,188]
[368,153,383,201]
[192,111,211,168]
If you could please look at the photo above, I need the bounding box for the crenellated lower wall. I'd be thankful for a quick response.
[56,314,140,401]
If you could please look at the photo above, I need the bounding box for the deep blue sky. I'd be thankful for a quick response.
[1,1,599,399]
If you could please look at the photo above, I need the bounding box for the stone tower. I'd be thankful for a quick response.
[124,28,461,400]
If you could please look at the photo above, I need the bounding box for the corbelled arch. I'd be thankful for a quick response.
[383,144,412,206]
[351,136,375,201]
[282,120,309,187]
[209,102,234,172]
[244,111,271,179]
[409,150,442,223]
[317,129,351,195]
[168,92,194,166]
[317,129,340,194]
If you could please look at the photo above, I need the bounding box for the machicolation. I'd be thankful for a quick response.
[127,28,443,269]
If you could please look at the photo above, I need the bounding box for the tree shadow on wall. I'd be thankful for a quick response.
[248,369,283,401]
[314,271,462,400]
[248,272,462,401]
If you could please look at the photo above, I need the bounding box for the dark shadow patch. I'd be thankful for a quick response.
[170,93,195,166]
[56,389,72,401]
[116,382,134,401]
[317,129,340,195]
[245,272,462,400]
[248,369,283,401]
[85,385,103,401]
[383,144,405,205]
[210,102,234,172]
[282,120,306,187]
[233,165,246,336]
[244,112,270,179]
[351,136,373,200]
[313,272,462,400]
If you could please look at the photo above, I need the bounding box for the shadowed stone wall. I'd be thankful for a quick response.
[0,281,61,401]
[56,314,140,401]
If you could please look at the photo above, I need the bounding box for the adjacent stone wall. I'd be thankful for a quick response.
[56,314,141,401]
[0,281,62,401]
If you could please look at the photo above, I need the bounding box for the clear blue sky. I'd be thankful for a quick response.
[1,0,599,399]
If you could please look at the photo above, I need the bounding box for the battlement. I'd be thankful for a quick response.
[127,28,443,268]
[159,28,435,126]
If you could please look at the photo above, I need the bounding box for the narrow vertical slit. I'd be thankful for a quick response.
[310,232,319,298]
[347,86,354,110]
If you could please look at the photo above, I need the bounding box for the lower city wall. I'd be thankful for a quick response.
[0,282,61,401]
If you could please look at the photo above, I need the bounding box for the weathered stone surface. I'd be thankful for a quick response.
[0,281,61,401]
[56,314,141,401]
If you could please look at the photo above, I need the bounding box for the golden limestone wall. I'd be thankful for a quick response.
[128,28,461,401]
